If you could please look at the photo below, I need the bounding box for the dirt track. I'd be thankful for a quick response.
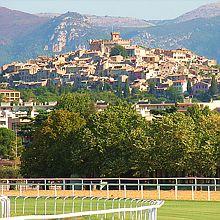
[2,189,220,201]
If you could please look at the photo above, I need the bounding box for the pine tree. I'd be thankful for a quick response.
[209,76,218,97]
[116,79,123,97]
[187,80,193,96]
[123,79,130,98]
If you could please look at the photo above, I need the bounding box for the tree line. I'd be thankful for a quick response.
[20,93,220,178]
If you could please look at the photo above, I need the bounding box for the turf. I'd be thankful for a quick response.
[158,201,220,220]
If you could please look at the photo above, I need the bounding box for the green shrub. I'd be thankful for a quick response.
[0,166,21,178]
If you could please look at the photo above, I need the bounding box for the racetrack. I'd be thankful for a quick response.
[2,189,220,201]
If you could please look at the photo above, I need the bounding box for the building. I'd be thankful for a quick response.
[89,32,131,54]
[172,80,187,93]
[192,82,210,95]
[163,48,194,62]
[0,90,20,102]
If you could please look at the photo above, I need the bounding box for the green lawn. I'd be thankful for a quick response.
[158,201,220,220]
[4,197,220,220]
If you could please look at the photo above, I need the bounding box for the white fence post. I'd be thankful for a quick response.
[124,185,127,198]
[208,186,211,201]
[141,185,144,199]
[0,196,10,218]
[175,185,178,200]
[157,186,161,200]
[192,185,194,200]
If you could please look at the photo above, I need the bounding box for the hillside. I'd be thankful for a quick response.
[36,13,61,18]
[0,11,147,64]
[134,16,220,61]
[0,7,49,45]
[175,2,220,23]
[87,15,152,27]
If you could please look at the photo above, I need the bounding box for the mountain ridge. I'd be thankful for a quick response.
[0,7,49,44]
[0,3,220,65]
[175,2,220,23]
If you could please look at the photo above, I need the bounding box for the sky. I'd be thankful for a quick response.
[0,0,219,20]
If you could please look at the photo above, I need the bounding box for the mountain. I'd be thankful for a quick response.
[36,13,61,18]
[0,11,150,64]
[0,7,49,45]
[0,3,220,65]
[87,15,152,27]
[133,16,220,61]
[148,2,220,25]
[175,2,220,23]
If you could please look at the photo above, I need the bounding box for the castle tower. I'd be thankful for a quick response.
[111,32,120,41]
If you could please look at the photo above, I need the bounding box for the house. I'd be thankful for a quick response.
[142,55,160,63]
[192,82,210,95]
[126,46,147,58]
[172,80,187,93]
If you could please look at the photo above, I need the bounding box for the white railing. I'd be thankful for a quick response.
[0,196,164,220]
[0,196,10,218]
[0,177,219,184]
[6,205,163,220]
[0,183,220,201]
[0,177,220,201]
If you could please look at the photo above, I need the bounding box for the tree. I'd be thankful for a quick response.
[166,87,183,103]
[20,89,36,102]
[148,82,156,94]
[0,128,16,159]
[123,79,130,98]
[21,110,86,177]
[88,91,119,104]
[186,105,219,176]
[209,76,218,97]
[116,79,123,98]
[186,105,211,122]
[73,103,148,177]
[0,166,21,178]
[56,93,95,119]
[187,80,193,96]
[194,90,211,102]
[148,113,197,177]
[18,110,49,147]
[110,45,128,58]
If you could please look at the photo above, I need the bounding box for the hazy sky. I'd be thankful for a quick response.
[0,0,219,20]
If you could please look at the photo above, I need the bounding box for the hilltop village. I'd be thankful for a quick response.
[0,32,220,129]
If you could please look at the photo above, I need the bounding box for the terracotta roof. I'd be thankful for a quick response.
[0,90,19,93]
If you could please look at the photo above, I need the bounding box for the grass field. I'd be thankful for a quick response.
[4,197,220,219]
[158,201,220,220]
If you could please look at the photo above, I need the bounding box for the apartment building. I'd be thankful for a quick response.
[0,90,20,102]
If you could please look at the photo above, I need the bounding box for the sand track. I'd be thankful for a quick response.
[2,189,220,201]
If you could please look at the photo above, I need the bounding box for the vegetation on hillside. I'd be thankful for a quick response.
[110,45,128,58]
